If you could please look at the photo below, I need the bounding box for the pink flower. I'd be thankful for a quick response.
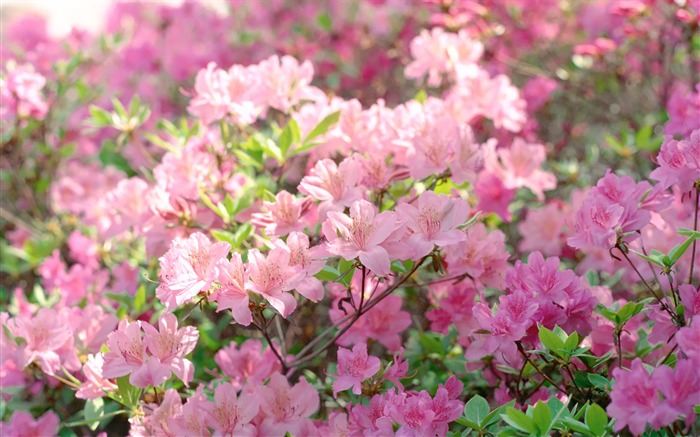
[652,360,700,427]
[156,232,231,311]
[475,171,516,221]
[273,232,326,302]
[11,308,73,375]
[257,372,320,436]
[214,340,281,390]
[518,203,568,256]
[102,320,170,388]
[187,62,231,125]
[0,63,48,120]
[142,314,199,387]
[384,348,409,390]
[390,391,436,436]
[322,199,398,276]
[567,195,624,249]
[251,191,312,237]
[677,323,700,363]
[255,55,324,112]
[483,138,557,200]
[444,223,509,289]
[405,28,483,87]
[167,387,209,437]
[211,253,252,326]
[466,292,537,363]
[2,410,59,437]
[396,191,470,258]
[607,359,671,435]
[299,158,364,219]
[204,381,259,436]
[650,130,700,192]
[664,83,700,137]
[77,353,117,400]
[246,247,305,318]
[333,343,381,396]
[407,116,459,180]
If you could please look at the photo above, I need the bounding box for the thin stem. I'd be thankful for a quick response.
[153,387,159,405]
[256,308,287,371]
[689,186,699,284]
[516,342,568,395]
[62,410,129,428]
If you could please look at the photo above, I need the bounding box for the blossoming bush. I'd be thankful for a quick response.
[1,0,699,436]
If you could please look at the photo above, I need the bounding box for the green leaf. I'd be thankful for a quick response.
[587,373,611,389]
[301,110,340,146]
[315,265,340,282]
[211,229,237,247]
[463,395,490,427]
[89,106,113,127]
[133,284,146,314]
[279,118,301,157]
[533,401,552,434]
[538,325,565,352]
[455,417,480,430]
[502,407,537,434]
[617,301,645,325]
[232,223,253,248]
[678,228,700,238]
[564,332,579,351]
[84,398,104,431]
[667,235,696,265]
[629,249,664,267]
[116,376,140,408]
[585,403,608,436]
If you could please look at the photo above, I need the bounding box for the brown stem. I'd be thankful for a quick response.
[689,186,699,284]
[516,342,568,395]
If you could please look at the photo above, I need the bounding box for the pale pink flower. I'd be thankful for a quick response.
[214,340,281,390]
[204,382,259,437]
[77,353,117,400]
[397,191,470,258]
[299,158,364,219]
[333,343,381,396]
[2,410,59,437]
[483,138,557,200]
[12,308,73,374]
[255,55,324,112]
[407,116,459,180]
[273,232,326,302]
[450,124,484,185]
[0,63,48,120]
[156,232,231,311]
[518,203,568,256]
[405,28,483,87]
[102,320,170,388]
[246,247,305,318]
[142,314,199,387]
[257,372,320,436]
[211,253,252,326]
[251,191,312,237]
[187,62,231,125]
[444,223,510,289]
[167,387,210,437]
[322,199,398,276]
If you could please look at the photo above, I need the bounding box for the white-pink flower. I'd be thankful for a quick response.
[211,253,252,326]
[142,314,199,387]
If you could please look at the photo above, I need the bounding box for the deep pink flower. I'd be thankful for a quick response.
[333,343,381,396]
[607,359,672,435]
[650,130,700,192]
[652,360,700,427]
[323,199,398,276]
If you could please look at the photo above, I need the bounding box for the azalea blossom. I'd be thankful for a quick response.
[142,314,199,387]
[333,342,381,396]
[246,247,305,317]
[322,199,398,276]
[210,253,252,326]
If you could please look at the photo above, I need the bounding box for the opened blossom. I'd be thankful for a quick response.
[650,129,700,192]
[211,253,252,326]
[76,353,117,400]
[257,372,320,436]
[396,191,470,258]
[333,342,381,396]
[1,411,59,437]
[142,314,199,387]
[204,381,259,436]
[156,232,231,311]
[323,199,398,276]
[273,232,326,302]
[246,247,305,317]
[299,158,364,219]
[214,339,281,390]
[251,191,312,237]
